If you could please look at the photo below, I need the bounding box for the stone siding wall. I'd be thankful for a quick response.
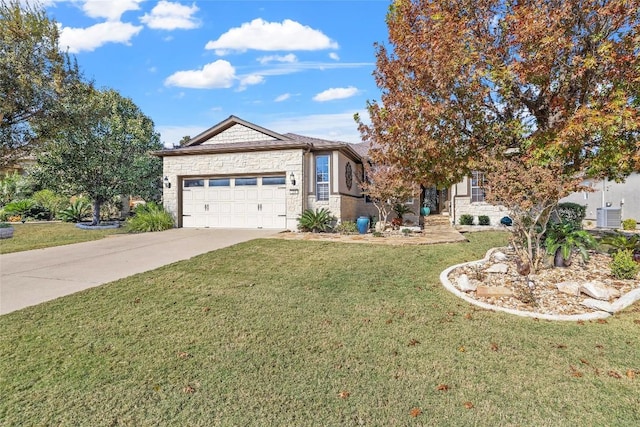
[202,124,277,145]
[163,149,304,230]
[453,198,508,227]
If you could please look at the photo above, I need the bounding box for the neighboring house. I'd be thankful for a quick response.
[154,115,385,230]
[449,172,640,227]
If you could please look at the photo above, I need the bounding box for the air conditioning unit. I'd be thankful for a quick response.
[596,207,622,229]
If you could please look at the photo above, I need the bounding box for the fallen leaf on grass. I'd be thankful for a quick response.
[178,352,191,359]
[183,385,195,394]
[134,297,141,304]
[386,319,393,324]
[338,390,350,399]
[458,346,466,352]
[447,311,457,316]
[463,401,474,409]
[202,307,210,313]
[408,339,420,347]
[464,313,472,320]
[579,358,590,365]
[634,319,640,324]
[436,384,449,391]
[596,319,608,324]
[569,365,583,377]
[608,370,622,379]
[556,344,567,349]
[577,320,585,325]
[627,370,636,379]
[595,344,604,349]
[409,407,422,417]
[490,342,499,351]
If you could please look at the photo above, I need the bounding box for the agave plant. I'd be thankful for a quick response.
[298,208,335,233]
[58,199,91,223]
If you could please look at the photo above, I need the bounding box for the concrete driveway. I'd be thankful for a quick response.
[0,228,279,315]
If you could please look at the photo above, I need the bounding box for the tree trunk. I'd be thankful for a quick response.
[91,200,101,226]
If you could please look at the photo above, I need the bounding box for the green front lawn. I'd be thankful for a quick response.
[0,222,128,254]
[1,232,639,426]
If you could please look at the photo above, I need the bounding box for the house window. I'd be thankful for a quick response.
[471,171,486,202]
[235,177,258,186]
[262,176,286,186]
[183,179,205,188]
[209,178,230,187]
[316,155,330,201]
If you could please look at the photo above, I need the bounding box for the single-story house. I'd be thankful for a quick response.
[154,115,393,230]
[154,115,637,230]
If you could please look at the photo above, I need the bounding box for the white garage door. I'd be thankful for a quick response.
[182,176,287,229]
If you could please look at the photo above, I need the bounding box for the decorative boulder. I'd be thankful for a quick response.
[556,282,581,297]
[580,281,612,301]
[456,274,477,292]
[476,286,513,297]
[485,263,509,274]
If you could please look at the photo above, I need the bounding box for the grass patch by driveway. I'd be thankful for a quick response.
[1,232,639,426]
[0,222,127,254]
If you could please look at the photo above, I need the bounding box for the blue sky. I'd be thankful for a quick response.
[40,0,392,147]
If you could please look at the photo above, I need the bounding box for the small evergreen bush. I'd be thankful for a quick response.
[459,214,474,225]
[478,215,490,226]
[610,249,639,280]
[334,220,358,234]
[622,218,637,230]
[126,202,174,232]
[298,208,335,233]
[555,202,586,228]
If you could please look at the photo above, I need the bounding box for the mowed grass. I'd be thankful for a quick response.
[0,222,128,254]
[1,232,639,426]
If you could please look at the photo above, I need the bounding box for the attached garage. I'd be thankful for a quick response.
[182,176,287,229]
[155,115,372,230]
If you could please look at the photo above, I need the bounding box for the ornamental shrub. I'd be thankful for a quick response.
[459,214,474,225]
[622,218,637,230]
[126,202,174,232]
[478,215,490,226]
[334,220,358,234]
[610,249,639,280]
[555,202,586,229]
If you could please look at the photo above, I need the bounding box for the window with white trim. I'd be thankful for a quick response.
[316,155,330,201]
[471,171,486,202]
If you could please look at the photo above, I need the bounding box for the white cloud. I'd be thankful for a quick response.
[238,74,264,91]
[140,1,201,30]
[81,0,144,21]
[205,18,339,55]
[274,93,291,102]
[313,86,359,102]
[58,21,143,53]
[329,52,340,61]
[164,60,236,89]
[257,53,297,65]
[266,111,368,143]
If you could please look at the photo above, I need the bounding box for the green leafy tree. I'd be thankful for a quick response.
[0,0,83,168]
[358,0,640,272]
[34,87,162,225]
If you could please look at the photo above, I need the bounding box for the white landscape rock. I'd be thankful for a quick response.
[580,281,611,301]
[456,274,477,292]
[485,263,509,274]
[581,298,614,313]
[611,288,640,312]
[556,281,581,297]
[492,251,508,262]
[607,287,621,299]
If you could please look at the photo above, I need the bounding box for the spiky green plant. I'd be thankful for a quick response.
[297,208,335,233]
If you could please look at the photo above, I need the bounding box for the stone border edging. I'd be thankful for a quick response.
[75,222,121,230]
[439,248,640,321]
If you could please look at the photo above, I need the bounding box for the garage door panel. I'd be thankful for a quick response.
[182,176,286,229]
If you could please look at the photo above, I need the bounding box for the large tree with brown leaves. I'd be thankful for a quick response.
[358,0,639,271]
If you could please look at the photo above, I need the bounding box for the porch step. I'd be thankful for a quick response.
[423,214,451,227]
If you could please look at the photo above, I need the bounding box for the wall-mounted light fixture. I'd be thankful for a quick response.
[289,172,296,186]
[163,176,171,188]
